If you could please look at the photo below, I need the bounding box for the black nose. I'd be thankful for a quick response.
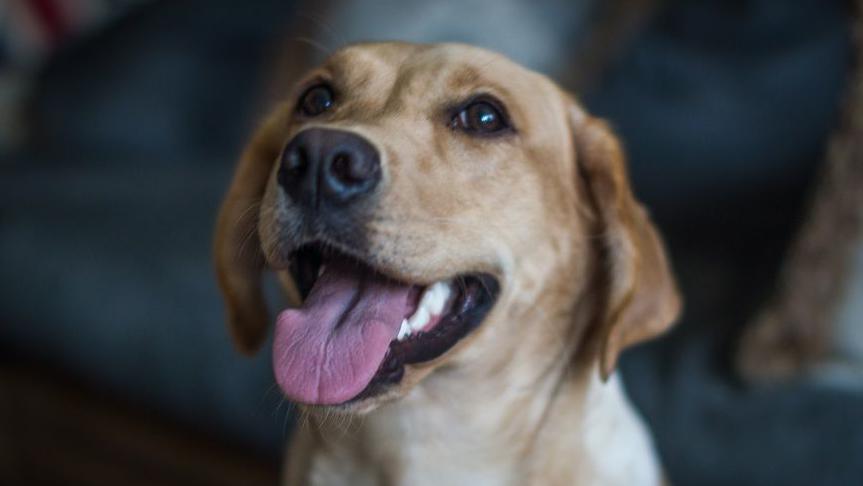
[278,128,381,208]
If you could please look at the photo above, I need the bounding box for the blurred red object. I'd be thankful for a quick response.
[1,0,147,68]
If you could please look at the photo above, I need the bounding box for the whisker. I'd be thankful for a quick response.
[296,11,347,49]
[282,401,296,438]
[236,200,263,258]
[294,36,334,58]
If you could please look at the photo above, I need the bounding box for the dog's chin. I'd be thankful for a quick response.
[303,371,414,415]
[328,355,451,414]
[270,241,500,409]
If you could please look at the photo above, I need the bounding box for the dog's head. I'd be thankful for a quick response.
[214,42,680,412]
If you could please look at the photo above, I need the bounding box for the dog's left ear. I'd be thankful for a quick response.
[567,99,682,380]
[213,108,288,355]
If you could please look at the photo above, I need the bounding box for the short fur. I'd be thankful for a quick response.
[214,42,680,485]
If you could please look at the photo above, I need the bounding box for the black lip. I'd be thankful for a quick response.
[286,243,501,404]
[288,244,324,298]
[352,274,499,402]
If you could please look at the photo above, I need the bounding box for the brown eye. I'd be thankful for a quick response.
[453,99,509,134]
[298,84,334,116]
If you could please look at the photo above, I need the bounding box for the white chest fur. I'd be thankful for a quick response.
[295,372,662,486]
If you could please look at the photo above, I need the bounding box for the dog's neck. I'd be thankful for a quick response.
[298,306,663,486]
[299,369,661,486]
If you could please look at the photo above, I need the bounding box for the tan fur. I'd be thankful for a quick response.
[213,42,680,485]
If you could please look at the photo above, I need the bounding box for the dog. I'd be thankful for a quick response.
[214,42,680,485]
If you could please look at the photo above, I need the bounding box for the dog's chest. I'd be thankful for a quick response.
[306,442,515,486]
[297,375,663,486]
[304,402,523,486]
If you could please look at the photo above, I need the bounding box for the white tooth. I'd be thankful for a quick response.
[427,281,451,315]
[400,281,452,336]
[397,319,411,340]
[421,285,438,313]
[417,283,438,314]
[317,264,326,277]
[408,306,430,332]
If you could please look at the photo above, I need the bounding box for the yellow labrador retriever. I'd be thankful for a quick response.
[214,42,680,485]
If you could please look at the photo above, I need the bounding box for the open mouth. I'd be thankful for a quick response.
[271,243,499,406]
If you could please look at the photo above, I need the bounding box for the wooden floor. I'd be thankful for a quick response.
[0,365,279,486]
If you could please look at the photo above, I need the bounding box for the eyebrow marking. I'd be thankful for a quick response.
[447,66,484,89]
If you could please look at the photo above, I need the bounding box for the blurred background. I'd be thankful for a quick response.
[1,0,862,484]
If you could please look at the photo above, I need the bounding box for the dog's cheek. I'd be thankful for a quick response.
[257,174,300,264]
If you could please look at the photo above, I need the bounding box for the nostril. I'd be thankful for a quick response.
[329,151,376,187]
[279,144,308,192]
[350,153,376,182]
[330,152,354,183]
[285,146,308,175]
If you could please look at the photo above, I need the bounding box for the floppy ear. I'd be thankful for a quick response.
[213,107,290,355]
[569,103,682,380]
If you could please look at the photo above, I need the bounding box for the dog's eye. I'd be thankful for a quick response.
[452,99,509,135]
[298,84,334,117]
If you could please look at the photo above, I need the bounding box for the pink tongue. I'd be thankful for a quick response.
[272,260,412,405]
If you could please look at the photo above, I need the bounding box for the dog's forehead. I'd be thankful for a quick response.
[325,42,416,79]
[325,43,549,101]
[317,43,567,149]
